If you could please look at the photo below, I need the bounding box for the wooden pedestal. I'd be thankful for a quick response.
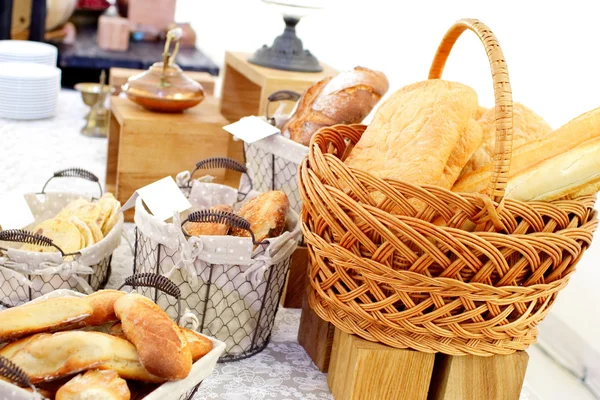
[109,68,215,96]
[280,245,308,309]
[328,329,435,400]
[106,96,229,221]
[429,352,529,400]
[219,51,337,183]
[298,292,335,372]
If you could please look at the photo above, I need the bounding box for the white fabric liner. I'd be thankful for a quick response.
[0,192,123,305]
[134,178,300,354]
[0,289,226,400]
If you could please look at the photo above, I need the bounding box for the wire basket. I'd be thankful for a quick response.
[299,19,598,356]
[0,168,123,307]
[134,159,299,362]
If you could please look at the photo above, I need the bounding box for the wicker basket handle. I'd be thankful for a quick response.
[428,18,513,202]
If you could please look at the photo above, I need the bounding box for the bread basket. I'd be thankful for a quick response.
[0,168,123,307]
[298,18,598,356]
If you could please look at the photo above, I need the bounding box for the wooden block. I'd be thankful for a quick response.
[97,16,130,52]
[128,0,176,31]
[298,291,335,372]
[109,67,215,96]
[428,352,529,400]
[328,329,435,400]
[280,245,308,309]
[107,96,229,221]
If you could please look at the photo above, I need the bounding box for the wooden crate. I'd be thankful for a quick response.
[219,51,337,184]
[106,96,229,221]
[110,68,215,96]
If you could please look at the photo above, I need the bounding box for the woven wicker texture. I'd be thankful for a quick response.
[298,19,598,356]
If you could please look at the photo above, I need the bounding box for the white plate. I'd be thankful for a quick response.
[0,62,61,79]
[0,40,57,56]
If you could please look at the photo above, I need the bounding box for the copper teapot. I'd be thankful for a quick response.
[122,28,205,113]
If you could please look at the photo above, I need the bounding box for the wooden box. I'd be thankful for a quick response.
[106,96,229,221]
[128,0,177,31]
[280,245,308,308]
[219,51,337,184]
[109,68,215,96]
[298,292,335,372]
[97,16,130,52]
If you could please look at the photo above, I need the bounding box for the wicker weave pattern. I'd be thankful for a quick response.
[298,19,599,356]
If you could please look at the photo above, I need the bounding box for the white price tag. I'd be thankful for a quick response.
[223,116,280,144]
[120,176,191,221]
[0,193,35,230]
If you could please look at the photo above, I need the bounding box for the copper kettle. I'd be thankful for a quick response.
[122,28,205,113]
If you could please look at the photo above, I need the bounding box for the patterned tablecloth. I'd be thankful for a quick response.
[0,90,541,400]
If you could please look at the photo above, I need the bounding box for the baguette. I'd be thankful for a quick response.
[453,107,600,193]
[0,298,92,342]
[505,136,600,201]
[56,370,131,400]
[282,66,389,146]
[114,294,192,380]
[81,290,126,326]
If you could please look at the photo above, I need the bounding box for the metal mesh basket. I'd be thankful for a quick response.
[133,227,291,362]
[0,168,119,307]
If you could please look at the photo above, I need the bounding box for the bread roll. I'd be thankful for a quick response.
[344,80,479,189]
[282,67,389,145]
[114,294,192,380]
[0,331,164,384]
[56,370,131,400]
[231,191,289,242]
[453,107,600,193]
[460,103,552,177]
[506,136,600,201]
[0,297,92,342]
[184,204,234,236]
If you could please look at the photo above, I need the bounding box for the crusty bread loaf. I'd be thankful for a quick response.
[453,106,600,194]
[56,370,131,400]
[506,136,600,201]
[0,297,92,342]
[231,191,289,243]
[110,322,212,362]
[114,294,192,380]
[344,80,479,189]
[437,118,483,189]
[184,204,234,236]
[0,331,164,384]
[81,290,126,326]
[459,103,552,177]
[282,67,389,146]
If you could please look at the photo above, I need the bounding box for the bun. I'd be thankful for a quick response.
[344,80,479,189]
[283,67,389,146]
[56,370,131,400]
[184,204,234,236]
[231,191,289,242]
[114,294,192,380]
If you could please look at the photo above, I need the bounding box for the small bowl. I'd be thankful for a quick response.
[74,83,113,106]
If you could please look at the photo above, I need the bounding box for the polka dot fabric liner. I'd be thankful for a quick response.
[0,192,123,306]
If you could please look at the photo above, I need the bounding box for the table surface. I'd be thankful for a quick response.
[0,90,544,400]
[57,26,220,75]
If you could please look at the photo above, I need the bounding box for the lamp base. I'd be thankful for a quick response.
[249,16,322,73]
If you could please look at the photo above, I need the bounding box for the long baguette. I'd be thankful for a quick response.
[453,107,600,194]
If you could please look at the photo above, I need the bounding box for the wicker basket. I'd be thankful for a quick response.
[298,18,598,356]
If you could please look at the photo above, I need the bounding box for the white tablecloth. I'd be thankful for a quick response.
[0,90,543,400]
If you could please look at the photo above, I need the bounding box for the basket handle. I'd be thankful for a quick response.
[118,273,182,324]
[40,168,103,198]
[183,209,258,244]
[266,90,301,124]
[428,18,513,203]
[0,229,65,256]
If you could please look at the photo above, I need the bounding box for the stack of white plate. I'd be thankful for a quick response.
[0,62,61,120]
[0,40,58,66]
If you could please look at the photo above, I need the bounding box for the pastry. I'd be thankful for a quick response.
[56,199,107,237]
[453,106,600,194]
[114,294,192,380]
[0,297,92,342]
[344,80,479,189]
[98,193,122,236]
[56,370,131,400]
[184,204,234,236]
[459,103,552,177]
[282,67,389,146]
[68,216,95,248]
[20,218,84,254]
[231,191,289,242]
